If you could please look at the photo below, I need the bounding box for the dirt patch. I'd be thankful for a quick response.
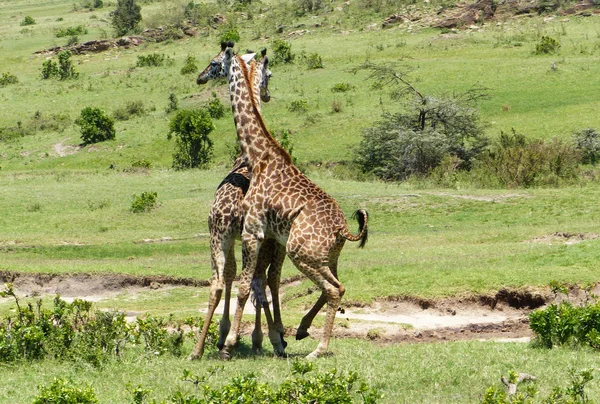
[0,271,207,301]
[0,271,578,345]
[53,139,80,157]
[529,232,600,245]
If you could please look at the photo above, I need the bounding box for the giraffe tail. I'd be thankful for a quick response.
[341,209,368,248]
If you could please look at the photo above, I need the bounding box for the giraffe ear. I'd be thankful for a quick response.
[240,53,256,67]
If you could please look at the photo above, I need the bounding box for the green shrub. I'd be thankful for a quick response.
[28,111,71,132]
[131,159,152,169]
[219,26,241,44]
[67,35,79,46]
[130,191,158,213]
[271,39,295,65]
[331,82,354,93]
[75,107,115,145]
[535,35,561,54]
[81,0,104,9]
[166,93,178,113]
[306,52,324,69]
[113,100,146,121]
[56,25,88,38]
[480,130,580,188]
[573,128,600,165]
[480,368,594,404]
[20,16,36,26]
[136,53,173,67]
[294,0,324,15]
[33,378,98,404]
[0,122,31,142]
[111,0,142,36]
[180,54,198,75]
[57,50,78,80]
[0,72,18,87]
[288,99,309,113]
[41,60,59,80]
[168,109,215,169]
[206,92,226,119]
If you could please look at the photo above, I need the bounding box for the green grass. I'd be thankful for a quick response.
[3,1,600,402]
[0,339,598,403]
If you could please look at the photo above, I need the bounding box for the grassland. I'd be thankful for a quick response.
[2,0,600,402]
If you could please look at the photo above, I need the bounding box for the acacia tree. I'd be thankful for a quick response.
[352,61,489,181]
[111,0,142,37]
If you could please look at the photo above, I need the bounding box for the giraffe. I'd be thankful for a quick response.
[193,49,288,359]
[190,42,368,360]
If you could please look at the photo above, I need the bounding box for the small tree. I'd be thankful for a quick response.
[58,50,78,80]
[573,128,600,165]
[111,0,142,37]
[168,109,215,169]
[75,107,115,145]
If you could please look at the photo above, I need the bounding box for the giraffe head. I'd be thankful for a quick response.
[196,41,233,85]
[196,43,272,104]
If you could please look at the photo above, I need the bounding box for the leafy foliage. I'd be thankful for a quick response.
[168,109,215,169]
[288,99,309,114]
[130,191,158,213]
[535,36,561,54]
[75,107,115,145]
[0,72,18,87]
[136,53,174,67]
[0,284,212,366]
[206,92,226,119]
[480,368,594,404]
[33,378,99,404]
[20,16,36,26]
[306,52,324,69]
[479,130,580,188]
[331,82,354,93]
[181,54,198,75]
[271,39,295,65]
[41,60,59,80]
[55,25,88,38]
[113,100,146,121]
[57,50,79,80]
[111,0,142,36]
[219,25,241,44]
[573,128,600,165]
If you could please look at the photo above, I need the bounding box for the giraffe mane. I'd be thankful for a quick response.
[235,53,292,165]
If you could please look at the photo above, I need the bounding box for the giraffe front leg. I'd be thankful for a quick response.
[218,245,236,350]
[220,232,260,360]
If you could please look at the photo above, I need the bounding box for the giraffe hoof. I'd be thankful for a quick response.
[274,350,288,358]
[296,329,310,340]
[279,332,288,349]
[218,350,232,360]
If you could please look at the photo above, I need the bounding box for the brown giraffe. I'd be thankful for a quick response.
[193,49,288,359]
[190,42,368,360]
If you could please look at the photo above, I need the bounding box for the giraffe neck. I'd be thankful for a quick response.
[227,55,289,170]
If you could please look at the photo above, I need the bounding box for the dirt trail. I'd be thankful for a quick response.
[0,270,571,344]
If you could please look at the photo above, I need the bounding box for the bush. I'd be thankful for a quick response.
[81,0,104,9]
[0,72,18,87]
[206,92,226,119]
[288,99,309,113]
[219,26,241,44]
[136,53,173,67]
[57,50,78,80]
[294,0,324,15]
[75,107,115,144]
[331,82,354,93]
[20,16,36,26]
[480,130,580,188]
[56,25,88,38]
[573,128,600,165]
[33,378,98,404]
[535,35,561,54]
[41,60,59,80]
[111,0,142,36]
[275,129,297,164]
[28,111,71,132]
[271,39,295,65]
[113,100,146,121]
[168,109,215,169]
[306,52,324,69]
[180,54,198,75]
[131,191,158,213]
[166,93,178,113]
